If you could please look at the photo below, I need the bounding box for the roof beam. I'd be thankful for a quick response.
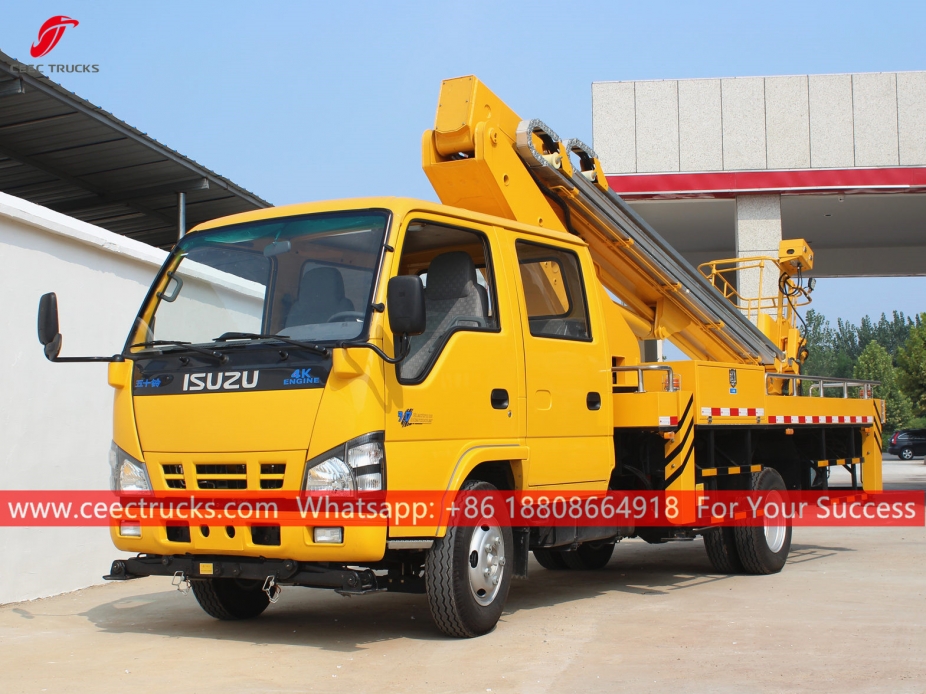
[0,138,177,229]
[49,177,210,213]
[0,111,79,131]
[0,79,24,98]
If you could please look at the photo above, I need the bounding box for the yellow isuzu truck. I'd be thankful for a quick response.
[37,77,883,637]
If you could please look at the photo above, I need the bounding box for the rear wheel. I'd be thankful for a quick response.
[900,447,914,460]
[561,542,615,570]
[734,468,792,575]
[191,578,270,620]
[703,526,743,573]
[533,549,569,570]
[426,480,513,637]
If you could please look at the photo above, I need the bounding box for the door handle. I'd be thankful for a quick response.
[586,392,602,411]
[491,389,509,409]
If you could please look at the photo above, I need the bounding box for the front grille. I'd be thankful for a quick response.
[162,464,186,489]
[157,458,290,491]
[197,464,246,475]
[260,463,286,489]
[196,463,247,490]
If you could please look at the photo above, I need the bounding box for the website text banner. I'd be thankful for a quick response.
[1,491,923,528]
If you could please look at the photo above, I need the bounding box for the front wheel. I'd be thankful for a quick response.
[900,447,914,460]
[734,468,792,574]
[191,578,270,620]
[426,480,513,637]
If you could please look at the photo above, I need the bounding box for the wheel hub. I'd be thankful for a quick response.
[763,490,786,553]
[468,523,505,606]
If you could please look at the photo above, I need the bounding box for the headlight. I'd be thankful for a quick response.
[303,457,353,492]
[303,432,385,492]
[109,443,152,492]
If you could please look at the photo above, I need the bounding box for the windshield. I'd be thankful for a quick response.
[132,211,389,349]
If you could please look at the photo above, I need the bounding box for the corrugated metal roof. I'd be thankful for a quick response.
[0,50,271,248]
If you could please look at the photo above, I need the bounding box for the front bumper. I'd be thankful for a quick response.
[111,523,387,563]
[105,554,382,594]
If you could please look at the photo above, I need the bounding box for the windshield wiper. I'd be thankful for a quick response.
[130,340,227,364]
[213,332,329,357]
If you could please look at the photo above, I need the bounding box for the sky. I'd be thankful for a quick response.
[1,0,924,326]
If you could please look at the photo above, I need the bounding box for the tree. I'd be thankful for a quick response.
[802,309,853,378]
[854,341,912,436]
[801,309,917,379]
[856,311,916,359]
[897,314,926,418]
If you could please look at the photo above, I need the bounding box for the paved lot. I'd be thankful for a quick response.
[2,457,924,693]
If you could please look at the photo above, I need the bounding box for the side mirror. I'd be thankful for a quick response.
[37,292,62,361]
[387,275,426,336]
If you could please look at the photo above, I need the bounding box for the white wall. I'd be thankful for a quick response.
[0,191,166,604]
[592,71,926,174]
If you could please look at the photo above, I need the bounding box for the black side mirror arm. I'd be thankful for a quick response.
[337,334,410,365]
[46,352,127,363]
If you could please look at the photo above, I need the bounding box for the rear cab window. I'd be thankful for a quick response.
[514,240,591,341]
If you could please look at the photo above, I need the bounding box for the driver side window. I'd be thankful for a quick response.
[396,221,498,383]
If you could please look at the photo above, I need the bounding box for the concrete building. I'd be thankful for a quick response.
[592,72,926,302]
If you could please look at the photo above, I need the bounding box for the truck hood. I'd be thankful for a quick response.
[133,374,325,454]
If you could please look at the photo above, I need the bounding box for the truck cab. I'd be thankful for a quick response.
[98,197,622,635]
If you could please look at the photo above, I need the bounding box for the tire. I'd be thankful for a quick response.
[533,549,569,570]
[900,447,914,460]
[734,468,792,575]
[191,578,270,620]
[561,542,615,570]
[703,526,743,573]
[426,480,513,637]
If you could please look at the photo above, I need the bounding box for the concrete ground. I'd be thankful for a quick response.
[2,458,924,693]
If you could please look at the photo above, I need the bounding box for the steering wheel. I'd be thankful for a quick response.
[327,311,365,323]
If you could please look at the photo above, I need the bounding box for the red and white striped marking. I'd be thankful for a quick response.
[767,415,873,424]
[701,407,764,418]
[658,416,678,427]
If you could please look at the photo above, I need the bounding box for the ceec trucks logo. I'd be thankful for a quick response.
[30,16,79,58]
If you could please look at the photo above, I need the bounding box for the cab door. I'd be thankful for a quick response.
[507,236,613,487]
[384,215,525,507]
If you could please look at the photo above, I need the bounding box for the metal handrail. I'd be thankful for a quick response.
[612,364,677,393]
[765,372,879,398]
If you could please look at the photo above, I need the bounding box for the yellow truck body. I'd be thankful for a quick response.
[38,77,882,637]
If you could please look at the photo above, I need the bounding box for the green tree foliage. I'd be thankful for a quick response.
[801,310,854,378]
[802,309,917,378]
[857,312,917,357]
[854,341,912,435]
[896,314,926,418]
[800,309,921,436]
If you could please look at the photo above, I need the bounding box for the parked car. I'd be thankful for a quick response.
[887,429,926,460]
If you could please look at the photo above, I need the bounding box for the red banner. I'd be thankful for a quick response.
[0,490,922,528]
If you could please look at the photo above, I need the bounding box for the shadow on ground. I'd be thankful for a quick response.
[70,536,855,651]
